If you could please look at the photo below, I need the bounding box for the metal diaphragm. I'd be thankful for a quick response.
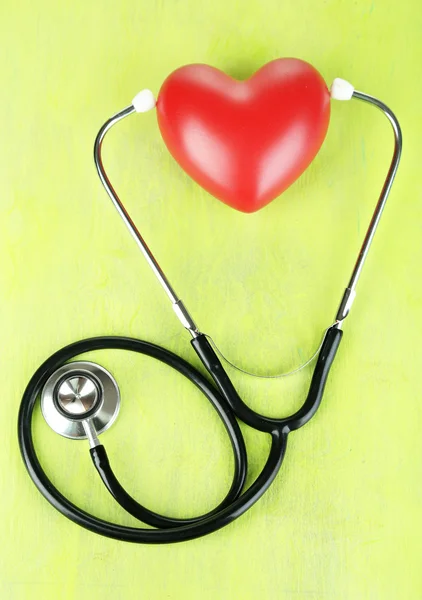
[40,361,120,439]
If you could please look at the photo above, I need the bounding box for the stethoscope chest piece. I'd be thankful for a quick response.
[41,361,120,440]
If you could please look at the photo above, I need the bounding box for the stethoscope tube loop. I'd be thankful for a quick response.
[18,337,248,543]
[18,330,340,543]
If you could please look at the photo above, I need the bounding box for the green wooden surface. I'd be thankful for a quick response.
[1,1,421,598]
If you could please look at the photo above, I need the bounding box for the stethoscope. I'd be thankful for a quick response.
[18,75,402,544]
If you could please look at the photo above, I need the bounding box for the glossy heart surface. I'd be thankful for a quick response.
[156,58,331,213]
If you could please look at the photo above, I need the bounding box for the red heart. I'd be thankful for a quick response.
[156,58,330,213]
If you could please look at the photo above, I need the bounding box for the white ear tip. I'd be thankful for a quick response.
[132,89,156,112]
[330,78,355,101]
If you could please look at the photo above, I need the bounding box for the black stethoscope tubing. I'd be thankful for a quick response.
[18,327,341,543]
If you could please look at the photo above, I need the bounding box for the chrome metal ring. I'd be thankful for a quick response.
[41,361,120,440]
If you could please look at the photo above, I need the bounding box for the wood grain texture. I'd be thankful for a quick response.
[1,0,421,598]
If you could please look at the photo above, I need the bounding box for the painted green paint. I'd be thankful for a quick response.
[1,0,421,598]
